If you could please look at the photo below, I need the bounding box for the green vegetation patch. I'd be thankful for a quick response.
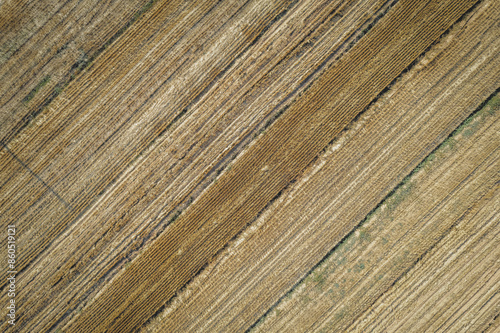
[454,93,499,137]
[23,75,51,103]
[485,94,500,114]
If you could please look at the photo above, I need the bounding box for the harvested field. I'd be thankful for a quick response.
[141,3,499,330]
[1,0,297,284]
[0,0,498,332]
[251,93,500,333]
[0,0,151,143]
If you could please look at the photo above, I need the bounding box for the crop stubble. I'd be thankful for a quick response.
[354,187,499,332]
[0,0,294,292]
[142,2,499,331]
[255,95,499,332]
[2,0,401,332]
[0,0,150,143]
[66,0,479,331]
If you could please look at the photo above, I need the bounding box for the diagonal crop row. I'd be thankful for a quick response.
[254,91,499,332]
[67,0,479,331]
[142,3,499,330]
[0,0,152,143]
[0,0,296,291]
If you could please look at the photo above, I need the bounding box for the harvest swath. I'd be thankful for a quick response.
[0,0,295,286]
[4,0,398,331]
[0,0,150,143]
[253,94,500,332]
[0,0,497,332]
[68,0,479,331]
[143,2,499,330]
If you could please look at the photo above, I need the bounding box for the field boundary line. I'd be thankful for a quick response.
[0,142,72,209]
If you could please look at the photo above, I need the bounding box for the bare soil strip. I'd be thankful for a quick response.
[256,95,499,332]
[0,0,294,287]
[64,0,478,331]
[4,0,397,331]
[0,0,150,143]
[139,3,499,331]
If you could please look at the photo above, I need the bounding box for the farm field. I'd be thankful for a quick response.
[251,94,499,333]
[0,0,498,332]
[0,0,150,143]
[0,0,300,286]
[141,2,499,329]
